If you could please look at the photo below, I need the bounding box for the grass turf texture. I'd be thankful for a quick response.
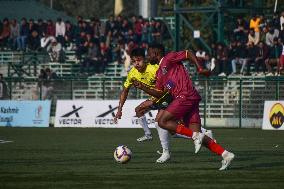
[0,128,284,189]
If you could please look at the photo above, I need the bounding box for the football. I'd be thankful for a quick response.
[114,145,132,164]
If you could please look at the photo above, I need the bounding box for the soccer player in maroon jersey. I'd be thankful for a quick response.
[133,44,235,170]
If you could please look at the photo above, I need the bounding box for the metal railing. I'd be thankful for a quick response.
[2,76,284,128]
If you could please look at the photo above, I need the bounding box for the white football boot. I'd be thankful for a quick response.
[156,149,170,163]
[204,129,217,143]
[137,134,153,142]
[192,132,205,153]
[219,151,235,171]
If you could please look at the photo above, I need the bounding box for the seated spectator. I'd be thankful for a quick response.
[265,37,282,76]
[245,42,257,75]
[40,33,56,51]
[247,29,259,45]
[75,31,88,61]
[231,41,248,75]
[215,43,229,76]
[0,18,10,50]
[254,41,269,76]
[80,41,100,75]
[9,19,19,50]
[266,26,279,47]
[37,19,46,38]
[49,39,64,62]
[27,30,40,51]
[98,41,111,74]
[17,17,29,51]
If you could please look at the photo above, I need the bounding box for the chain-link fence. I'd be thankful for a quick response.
[2,77,284,128]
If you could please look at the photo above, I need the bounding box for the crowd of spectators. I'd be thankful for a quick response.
[1,11,284,77]
[200,11,284,77]
[0,15,168,76]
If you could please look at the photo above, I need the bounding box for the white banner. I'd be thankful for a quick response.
[262,101,284,130]
[55,100,158,128]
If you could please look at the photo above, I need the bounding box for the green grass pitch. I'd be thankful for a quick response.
[0,127,284,189]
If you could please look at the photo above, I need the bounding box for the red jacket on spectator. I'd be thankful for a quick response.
[46,21,55,36]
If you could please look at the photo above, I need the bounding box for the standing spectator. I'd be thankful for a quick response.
[55,18,66,46]
[64,21,75,50]
[9,19,20,50]
[265,38,282,76]
[249,14,261,44]
[39,68,58,100]
[0,18,10,49]
[17,18,29,51]
[280,11,284,31]
[0,73,8,100]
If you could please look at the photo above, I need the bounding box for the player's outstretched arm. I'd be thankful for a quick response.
[114,87,129,124]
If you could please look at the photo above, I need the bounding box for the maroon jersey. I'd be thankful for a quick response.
[155,51,201,100]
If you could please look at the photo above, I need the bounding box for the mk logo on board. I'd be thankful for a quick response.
[269,103,284,129]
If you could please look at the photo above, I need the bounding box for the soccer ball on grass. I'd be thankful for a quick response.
[114,145,132,164]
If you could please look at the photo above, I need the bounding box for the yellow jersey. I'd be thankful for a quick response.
[124,63,159,89]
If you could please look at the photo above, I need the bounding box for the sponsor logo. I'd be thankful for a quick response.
[162,67,167,75]
[94,105,118,124]
[165,80,175,90]
[59,105,83,125]
[33,105,44,124]
[269,103,284,129]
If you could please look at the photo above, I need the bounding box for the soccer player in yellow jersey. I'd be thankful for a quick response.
[114,48,158,142]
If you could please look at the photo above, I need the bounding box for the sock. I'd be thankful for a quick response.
[173,127,207,139]
[155,122,170,151]
[175,124,193,138]
[205,139,225,156]
[201,127,207,133]
[138,116,151,136]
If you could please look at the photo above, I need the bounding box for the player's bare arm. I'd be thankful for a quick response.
[114,87,130,123]
[132,79,164,99]
[185,50,211,77]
